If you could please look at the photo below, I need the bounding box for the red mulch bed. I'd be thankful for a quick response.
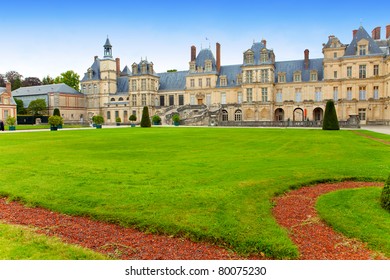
[273,181,387,260]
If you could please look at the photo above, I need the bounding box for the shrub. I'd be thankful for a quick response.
[322,100,340,130]
[129,114,137,122]
[152,115,161,124]
[48,115,63,127]
[53,108,61,116]
[172,114,180,123]
[92,115,104,125]
[5,116,16,126]
[140,106,151,127]
[115,117,121,123]
[380,175,390,212]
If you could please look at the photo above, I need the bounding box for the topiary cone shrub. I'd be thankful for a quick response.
[140,106,151,127]
[322,100,340,130]
[380,174,390,212]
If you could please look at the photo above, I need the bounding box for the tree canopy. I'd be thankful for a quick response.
[22,77,42,87]
[28,99,47,116]
[54,70,80,91]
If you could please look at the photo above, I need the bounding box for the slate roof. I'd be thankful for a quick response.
[80,59,101,82]
[344,26,384,57]
[216,65,242,88]
[157,71,188,91]
[12,83,82,96]
[196,48,217,71]
[117,76,129,93]
[275,58,324,83]
[0,87,17,105]
[121,65,132,76]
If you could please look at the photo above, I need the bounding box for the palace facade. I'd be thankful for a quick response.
[76,24,390,126]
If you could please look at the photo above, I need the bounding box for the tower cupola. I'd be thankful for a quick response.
[103,37,113,58]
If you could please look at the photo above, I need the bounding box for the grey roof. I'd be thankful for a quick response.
[275,58,324,83]
[196,48,216,71]
[104,38,112,48]
[216,65,242,88]
[81,59,101,82]
[344,26,384,57]
[157,71,188,91]
[12,83,82,96]
[121,65,132,76]
[243,41,273,65]
[117,76,129,93]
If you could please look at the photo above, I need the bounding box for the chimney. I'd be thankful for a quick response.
[216,42,221,73]
[5,82,11,93]
[115,58,120,77]
[261,39,267,48]
[353,29,358,38]
[387,25,390,39]
[304,49,309,70]
[372,27,381,40]
[191,45,196,62]
[94,55,98,61]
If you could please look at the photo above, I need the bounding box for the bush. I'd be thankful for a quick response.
[53,108,61,116]
[140,106,151,127]
[129,114,137,122]
[380,175,390,212]
[5,116,16,126]
[115,117,121,123]
[322,100,340,130]
[172,114,180,123]
[48,115,63,127]
[152,115,161,124]
[92,115,104,125]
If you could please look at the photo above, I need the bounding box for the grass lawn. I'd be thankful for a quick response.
[0,223,106,260]
[0,127,389,259]
[4,124,87,130]
[316,187,390,258]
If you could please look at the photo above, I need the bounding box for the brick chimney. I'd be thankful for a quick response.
[5,82,11,93]
[353,29,358,38]
[191,45,196,62]
[372,26,381,40]
[304,49,309,70]
[387,25,390,39]
[216,42,221,73]
[261,39,267,48]
[115,58,120,77]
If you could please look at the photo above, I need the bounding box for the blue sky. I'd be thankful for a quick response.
[1,0,390,79]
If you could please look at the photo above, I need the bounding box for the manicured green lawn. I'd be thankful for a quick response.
[0,127,389,259]
[0,223,106,260]
[316,187,390,258]
[4,124,87,130]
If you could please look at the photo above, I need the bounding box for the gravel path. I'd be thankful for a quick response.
[273,181,387,260]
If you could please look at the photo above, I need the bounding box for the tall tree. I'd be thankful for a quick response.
[22,77,42,87]
[54,70,80,91]
[5,71,23,90]
[322,100,340,130]
[28,98,47,116]
[140,106,151,127]
[42,75,55,85]
[0,74,5,87]
[14,98,27,115]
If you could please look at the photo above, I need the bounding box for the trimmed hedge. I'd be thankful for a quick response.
[141,106,151,127]
[380,175,390,212]
[322,100,340,130]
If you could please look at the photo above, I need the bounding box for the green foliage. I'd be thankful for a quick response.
[129,114,137,122]
[27,98,47,116]
[140,106,151,127]
[54,70,80,91]
[167,69,177,72]
[380,175,390,211]
[115,117,121,123]
[0,129,389,259]
[42,75,55,85]
[172,114,180,123]
[92,115,104,125]
[152,115,161,124]
[48,115,63,126]
[322,100,340,130]
[53,108,61,116]
[317,187,390,257]
[14,98,27,115]
[0,223,106,260]
[5,116,16,126]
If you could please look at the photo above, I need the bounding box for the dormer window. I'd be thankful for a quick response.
[189,61,196,72]
[359,45,367,56]
[278,72,286,83]
[205,60,212,72]
[220,76,227,86]
[294,71,301,82]
[88,68,93,79]
[260,49,268,63]
[244,50,254,64]
[149,63,154,74]
[132,63,138,75]
[310,71,318,81]
[237,74,243,85]
[141,63,147,74]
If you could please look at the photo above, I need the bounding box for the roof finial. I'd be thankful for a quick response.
[360,18,363,27]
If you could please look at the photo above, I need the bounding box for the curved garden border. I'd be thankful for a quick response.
[272,181,387,260]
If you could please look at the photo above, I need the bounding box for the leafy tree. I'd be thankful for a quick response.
[22,77,42,87]
[28,99,47,116]
[140,106,151,127]
[322,100,340,130]
[42,75,55,85]
[381,174,390,212]
[14,98,27,115]
[0,74,5,87]
[5,71,23,90]
[54,70,80,91]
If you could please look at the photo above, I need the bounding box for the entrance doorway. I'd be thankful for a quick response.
[275,108,284,121]
[293,108,304,121]
[313,107,323,121]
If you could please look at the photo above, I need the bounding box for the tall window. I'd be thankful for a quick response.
[359,45,367,56]
[294,72,301,82]
[141,94,147,106]
[141,79,146,90]
[315,87,322,102]
[131,80,137,91]
[220,77,227,86]
[237,92,242,104]
[261,88,268,102]
[190,94,195,105]
[358,108,366,121]
[333,87,338,101]
[206,94,211,106]
[276,90,282,103]
[179,95,184,105]
[246,70,253,83]
[311,72,317,81]
[374,65,379,76]
[260,51,267,63]
[245,52,254,64]
[205,61,212,72]
[347,66,352,78]
[132,94,137,106]
[190,79,195,88]
[107,111,111,120]
[221,93,226,105]
[235,109,242,121]
[206,78,211,87]
[198,78,202,87]
[359,86,366,100]
[373,86,379,99]
[169,95,174,106]
[246,88,253,103]
[261,69,269,83]
[295,88,301,102]
[334,71,338,79]
[222,110,228,121]
[347,87,352,100]
[359,65,366,79]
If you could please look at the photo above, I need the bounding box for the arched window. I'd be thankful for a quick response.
[222,110,228,121]
[234,109,242,121]
[118,97,124,101]
[110,98,115,101]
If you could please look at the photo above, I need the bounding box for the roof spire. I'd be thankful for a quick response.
[103,36,113,58]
